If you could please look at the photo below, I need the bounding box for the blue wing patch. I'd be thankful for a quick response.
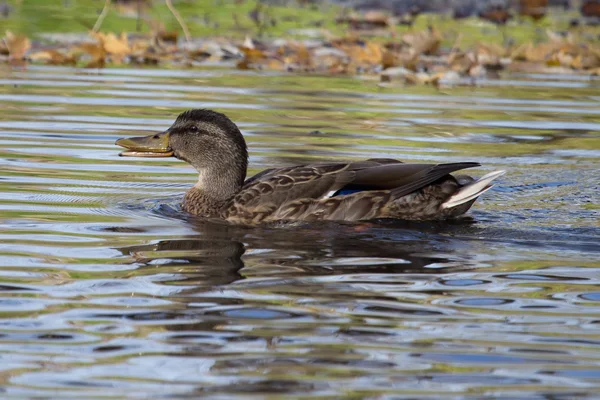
[334,188,364,197]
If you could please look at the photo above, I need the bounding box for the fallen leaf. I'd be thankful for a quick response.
[77,41,106,68]
[294,43,312,67]
[4,31,31,60]
[381,49,396,69]
[382,48,419,70]
[448,51,475,73]
[401,27,440,55]
[28,49,76,65]
[92,31,131,63]
[574,51,600,69]
[511,41,557,63]
[476,42,507,58]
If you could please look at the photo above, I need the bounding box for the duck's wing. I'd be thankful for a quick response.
[351,162,481,197]
[243,168,279,185]
[224,160,480,223]
[225,163,356,220]
[234,159,403,208]
[242,158,404,186]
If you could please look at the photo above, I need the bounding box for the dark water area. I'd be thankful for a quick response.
[0,65,599,398]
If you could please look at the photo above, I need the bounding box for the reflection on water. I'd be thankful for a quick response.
[0,65,599,398]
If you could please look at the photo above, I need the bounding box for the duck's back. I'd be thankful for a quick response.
[221,159,501,224]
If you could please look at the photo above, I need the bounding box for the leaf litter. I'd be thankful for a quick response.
[2,5,600,86]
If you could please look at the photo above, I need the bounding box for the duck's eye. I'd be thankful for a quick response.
[189,125,199,133]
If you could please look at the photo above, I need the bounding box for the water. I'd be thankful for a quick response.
[0,65,599,399]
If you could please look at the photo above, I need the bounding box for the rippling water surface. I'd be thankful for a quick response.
[1,66,599,399]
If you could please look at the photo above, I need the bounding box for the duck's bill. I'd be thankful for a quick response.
[118,150,174,157]
[115,131,173,157]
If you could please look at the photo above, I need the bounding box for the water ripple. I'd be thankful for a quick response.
[0,66,598,398]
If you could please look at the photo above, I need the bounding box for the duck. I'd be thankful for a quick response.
[116,109,505,225]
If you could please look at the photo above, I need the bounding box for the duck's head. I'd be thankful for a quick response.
[116,109,249,189]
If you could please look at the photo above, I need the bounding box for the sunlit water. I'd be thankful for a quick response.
[0,65,599,399]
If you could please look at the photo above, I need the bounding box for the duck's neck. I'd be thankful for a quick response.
[182,165,245,217]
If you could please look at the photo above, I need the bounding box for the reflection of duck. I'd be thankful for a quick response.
[112,221,473,342]
[118,238,246,287]
[116,109,504,225]
[115,218,472,282]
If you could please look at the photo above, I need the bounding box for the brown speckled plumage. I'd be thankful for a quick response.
[220,160,479,224]
[182,188,228,217]
[116,109,505,225]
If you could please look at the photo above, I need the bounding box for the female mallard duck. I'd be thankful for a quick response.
[116,109,505,225]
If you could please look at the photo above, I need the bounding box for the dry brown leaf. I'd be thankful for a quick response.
[92,31,131,56]
[553,50,574,67]
[312,48,349,73]
[266,58,285,70]
[77,42,106,68]
[476,42,507,58]
[357,41,382,64]
[475,48,501,68]
[240,47,266,61]
[513,42,557,63]
[401,27,440,55]
[571,54,584,69]
[236,58,251,70]
[333,39,382,68]
[525,42,551,62]
[545,54,561,67]
[381,49,396,69]
[328,57,350,74]
[588,45,600,59]
[448,52,475,73]
[85,58,106,69]
[295,44,312,67]
[573,50,600,69]
[131,38,151,54]
[28,49,76,65]
[507,60,574,74]
[382,49,419,70]
[429,71,446,87]
[404,71,431,85]
[78,42,105,60]
[4,31,31,60]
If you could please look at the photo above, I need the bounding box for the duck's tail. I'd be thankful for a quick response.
[441,170,506,209]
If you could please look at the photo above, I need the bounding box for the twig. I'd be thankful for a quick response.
[165,0,191,42]
[136,0,142,32]
[450,32,462,55]
[93,0,111,33]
